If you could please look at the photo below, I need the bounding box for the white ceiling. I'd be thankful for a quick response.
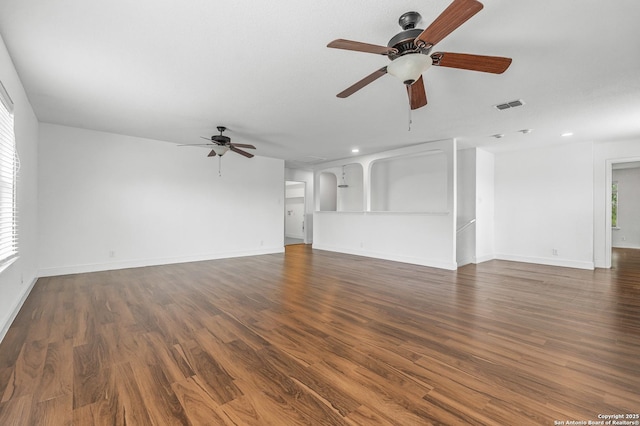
[1,0,639,166]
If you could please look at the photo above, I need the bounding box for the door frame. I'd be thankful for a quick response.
[604,157,640,267]
[284,180,307,244]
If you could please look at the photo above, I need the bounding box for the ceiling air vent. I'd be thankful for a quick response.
[494,99,524,111]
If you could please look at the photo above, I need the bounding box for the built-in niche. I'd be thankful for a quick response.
[318,172,337,211]
[337,163,364,211]
[370,150,448,212]
[318,164,364,212]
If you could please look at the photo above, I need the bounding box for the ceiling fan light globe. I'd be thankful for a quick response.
[212,145,230,156]
[387,53,432,85]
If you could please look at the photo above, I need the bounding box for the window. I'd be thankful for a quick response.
[612,180,618,228]
[0,80,18,265]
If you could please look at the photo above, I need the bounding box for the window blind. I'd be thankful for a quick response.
[0,80,17,265]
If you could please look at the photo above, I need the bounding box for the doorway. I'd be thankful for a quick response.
[285,180,306,245]
[606,158,640,267]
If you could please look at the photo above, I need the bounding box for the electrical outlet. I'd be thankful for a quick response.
[552,248,559,256]
[109,250,115,258]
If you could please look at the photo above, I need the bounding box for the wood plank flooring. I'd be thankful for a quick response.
[1,246,639,425]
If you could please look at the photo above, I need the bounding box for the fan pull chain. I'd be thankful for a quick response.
[407,83,412,131]
[218,155,222,177]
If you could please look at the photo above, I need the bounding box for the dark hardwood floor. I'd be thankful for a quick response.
[1,246,639,425]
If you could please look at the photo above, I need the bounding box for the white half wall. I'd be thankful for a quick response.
[313,139,457,270]
[314,212,454,269]
[38,124,284,276]
[0,34,40,342]
[494,141,594,269]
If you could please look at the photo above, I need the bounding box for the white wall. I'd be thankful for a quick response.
[314,140,457,270]
[456,148,476,266]
[285,168,314,243]
[494,142,594,269]
[455,147,496,266]
[38,124,284,276]
[612,167,640,248]
[593,140,640,267]
[285,182,305,198]
[475,148,495,263]
[0,35,40,341]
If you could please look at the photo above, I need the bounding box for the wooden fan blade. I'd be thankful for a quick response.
[207,149,217,157]
[337,67,388,98]
[327,39,396,56]
[230,146,254,158]
[200,136,213,141]
[431,52,512,74]
[178,144,213,146]
[407,76,428,110]
[414,0,483,48]
[230,143,256,149]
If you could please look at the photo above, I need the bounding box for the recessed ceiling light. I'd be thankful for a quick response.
[519,129,533,134]
[351,148,360,153]
[491,134,505,139]
[561,132,574,137]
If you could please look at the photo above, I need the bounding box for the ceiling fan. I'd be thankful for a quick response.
[180,126,256,158]
[327,0,512,110]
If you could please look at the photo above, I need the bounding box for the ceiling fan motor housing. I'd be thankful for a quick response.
[212,126,230,145]
[211,135,231,145]
[387,12,432,60]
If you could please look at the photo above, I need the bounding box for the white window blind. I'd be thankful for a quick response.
[0,80,18,265]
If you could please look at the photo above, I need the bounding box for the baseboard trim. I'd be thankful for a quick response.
[38,247,285,277]
[0,276,38,344]
[312,244,457,271]
[495,253,595,270]
[285,234,305,239]
[612,244,640,250]
[457,256,475,267]
[474,254,495,264]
